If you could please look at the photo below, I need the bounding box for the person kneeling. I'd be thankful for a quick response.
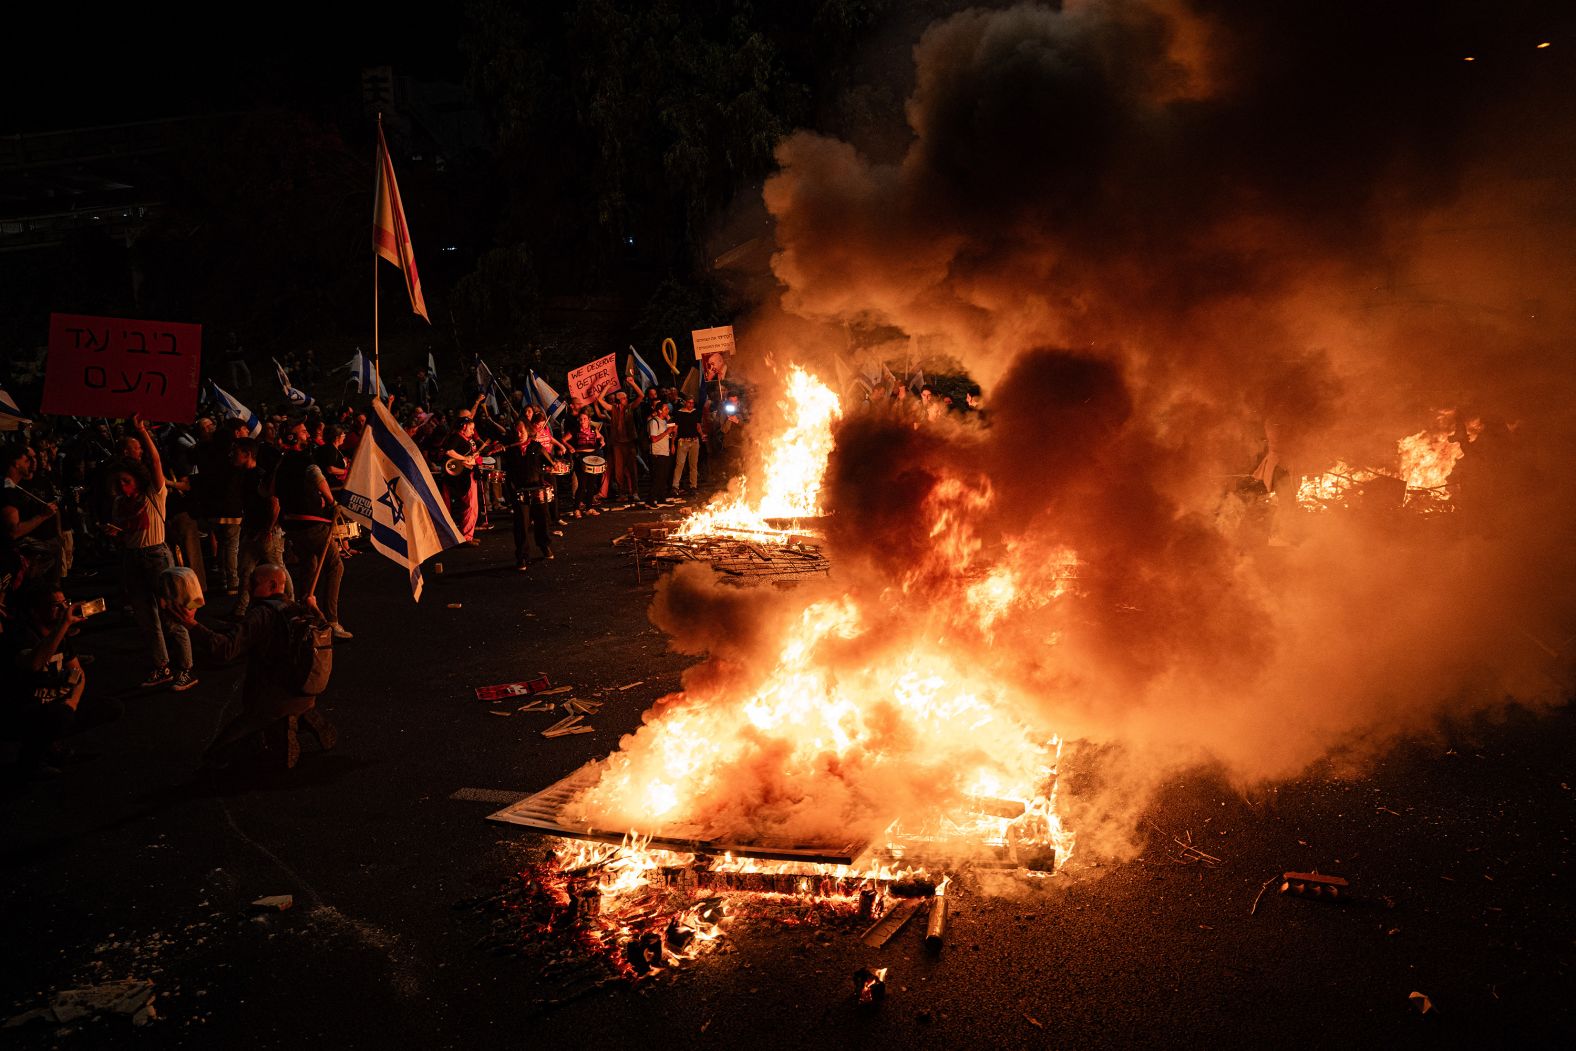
[170,564,337,770]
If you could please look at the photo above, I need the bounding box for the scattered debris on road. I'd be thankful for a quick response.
[5,980,157,1029]
[250,895,294,912]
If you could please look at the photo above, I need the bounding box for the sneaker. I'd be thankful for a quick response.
[463,539,481,547]
[557,518,569,527]
[140,666,174,688]
[573,510,583,519]
[544,550,555,560]
[587,508,601,517]
[552,529,565,537]
[332,623,354,640]
[516,562,530,571]
[169,670,200,692]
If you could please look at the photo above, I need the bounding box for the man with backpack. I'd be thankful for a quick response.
[172,563,337,769]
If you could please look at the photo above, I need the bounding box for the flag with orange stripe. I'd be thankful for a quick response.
[373,123,429,322]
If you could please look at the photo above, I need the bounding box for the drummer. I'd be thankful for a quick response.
[500,420,553,568]
[565,409,606,518]
[442,411,483,545]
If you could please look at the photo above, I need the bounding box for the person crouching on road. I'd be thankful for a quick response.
[171,564,337,770]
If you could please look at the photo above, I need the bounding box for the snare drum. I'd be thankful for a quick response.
[477,455,498,469]
[530,483,555,504]
[546,460,572,476]
[331,519,361,542]
[580,454,607,476]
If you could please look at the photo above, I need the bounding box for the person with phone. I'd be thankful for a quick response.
[104,415,198,692]
[1,583,121,782]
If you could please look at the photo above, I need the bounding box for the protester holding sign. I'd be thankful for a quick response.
[102,415,197,692]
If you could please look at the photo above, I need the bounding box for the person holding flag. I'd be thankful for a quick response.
[207,381,261,437]
[626,345,659,394]
[274,358,314,410]
[336,396,464,600]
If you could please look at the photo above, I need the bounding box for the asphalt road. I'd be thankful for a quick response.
[3,505,1573,1048]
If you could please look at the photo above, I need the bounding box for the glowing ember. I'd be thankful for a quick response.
[675,367,842,542]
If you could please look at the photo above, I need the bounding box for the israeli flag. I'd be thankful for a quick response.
[528,370,565,420]
[349,350,390,399]
[627,345,659,392]
[337,396,464,601]
[273,357,314,409]
[427,350,439,379]
[475,357,499,414]
[909,367,927,393]
[207,381,261,436]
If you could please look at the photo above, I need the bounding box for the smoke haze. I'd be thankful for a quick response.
[584,1,1576,860]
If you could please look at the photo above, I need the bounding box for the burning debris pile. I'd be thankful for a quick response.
[1297,414,1477,513]
[615,367,841,583]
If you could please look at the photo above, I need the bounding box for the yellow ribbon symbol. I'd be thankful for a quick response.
[661,337,678,374]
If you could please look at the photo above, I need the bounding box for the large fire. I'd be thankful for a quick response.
[532,368,1076,966]
[673,367,842,541]
[1298,416,1471,511]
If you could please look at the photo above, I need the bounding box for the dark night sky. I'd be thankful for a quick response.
[3,6,465,134]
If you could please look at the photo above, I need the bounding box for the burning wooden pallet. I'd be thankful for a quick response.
[487,761,869,866]
[614,522,831,584]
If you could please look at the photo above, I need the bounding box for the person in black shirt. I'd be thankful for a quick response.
[161,432,207,593]
[1,446,61,585]
[273,421,349,639]
[499,420,553,569]
[442,412,483,545]
[2,583,119,781]
[671,395,704,494]
[313,425,350,493]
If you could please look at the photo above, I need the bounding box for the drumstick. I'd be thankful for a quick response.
[8,483,58,514]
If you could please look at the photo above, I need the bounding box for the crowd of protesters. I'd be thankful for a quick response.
[0,354,746,783]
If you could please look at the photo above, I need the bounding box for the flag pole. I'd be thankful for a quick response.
[373,114,383,406]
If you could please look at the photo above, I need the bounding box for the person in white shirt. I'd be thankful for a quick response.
[646,403,676,506]
[102,415,197,692]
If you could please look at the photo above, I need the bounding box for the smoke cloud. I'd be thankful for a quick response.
[583,1,1576,861]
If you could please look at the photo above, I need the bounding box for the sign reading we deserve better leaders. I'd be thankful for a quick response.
[566,352,619,403]
[42,313,203,423]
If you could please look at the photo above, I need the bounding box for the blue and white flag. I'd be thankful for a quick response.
[626,345,658,392]
[207,381,261,436]
[528,370,565,420]
[475,357,499,414]
[273,358,314,409]
[908,367,927,394]
[337,396,463,601]
[427,350,438,379]
[348,350,389,400]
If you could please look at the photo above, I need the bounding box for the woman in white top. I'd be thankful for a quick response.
[103,415,196,691]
